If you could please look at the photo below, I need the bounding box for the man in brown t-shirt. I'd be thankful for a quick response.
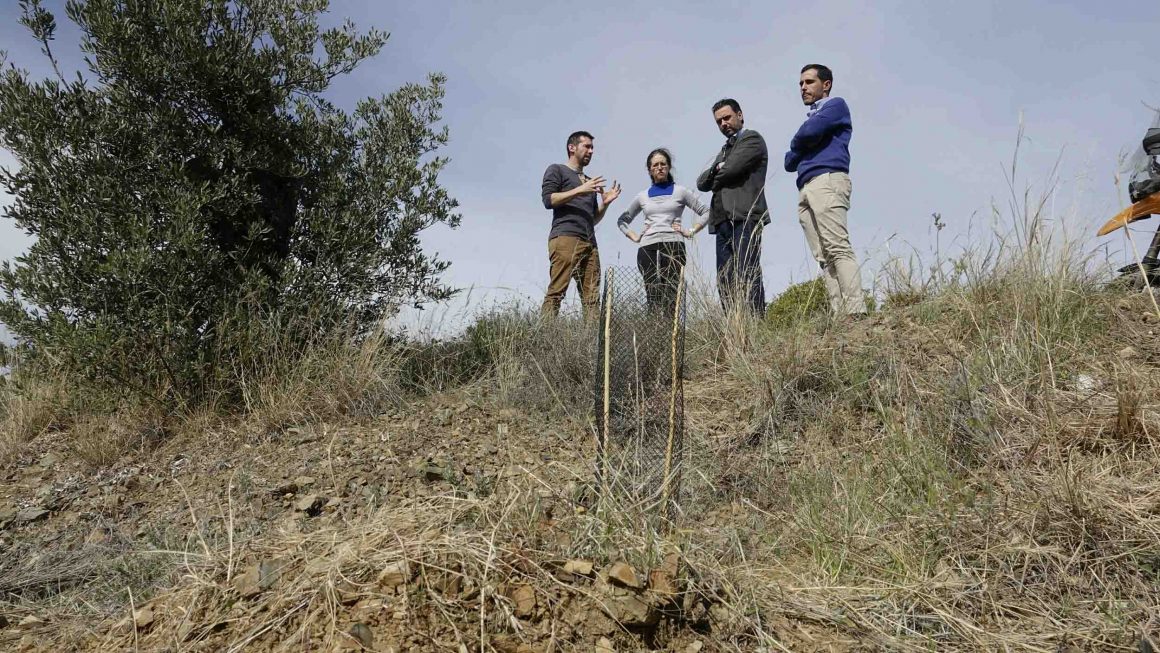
[540,131,621,316]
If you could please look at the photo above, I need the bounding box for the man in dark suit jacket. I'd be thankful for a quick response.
[696,98,769,315]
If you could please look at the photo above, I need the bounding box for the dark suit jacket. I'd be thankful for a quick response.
[696,129,770,234]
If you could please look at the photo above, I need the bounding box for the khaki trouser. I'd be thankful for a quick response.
[797,172,865,316]
[541,235,601,317]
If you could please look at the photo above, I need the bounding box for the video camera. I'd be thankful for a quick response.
[1129,127,1160,203]
[1100,123,1160,288]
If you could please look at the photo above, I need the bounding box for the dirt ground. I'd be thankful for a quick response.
[4,294,1160,651]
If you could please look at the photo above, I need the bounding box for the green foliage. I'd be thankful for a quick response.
[0,0,459,409]
[765,277,828,328]
[395,308,596,417]
[397,333,495,395]
[882,287,927,309]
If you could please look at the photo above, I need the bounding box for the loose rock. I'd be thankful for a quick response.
[133,606,154,629]
[377,562,410,589]
[234,565,262,599]
[607,593,660,627]
[648,568,678,596]
[509,584,536,618]
[347,622,374,649]
[419,461,452,483]
[1118,346,1142,361]
[294,494,325,516]
[1073,374,1098,393]
[606,562,642,589]
[564,559,594,576]
[14,508,50,524]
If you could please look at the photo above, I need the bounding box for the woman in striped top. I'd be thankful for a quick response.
[618,148,710,314]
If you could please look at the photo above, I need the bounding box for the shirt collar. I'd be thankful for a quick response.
[807,96,833,117]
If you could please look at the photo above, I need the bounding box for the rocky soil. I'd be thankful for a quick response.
[0,391,791,652]
[4,292,1160,651]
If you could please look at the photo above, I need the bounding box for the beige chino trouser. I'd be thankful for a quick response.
[797,172,865,315]
[541,235,601,318]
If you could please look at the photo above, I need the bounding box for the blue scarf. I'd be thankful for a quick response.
[647,182,674,198]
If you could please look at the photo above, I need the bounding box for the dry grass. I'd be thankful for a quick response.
[65,407,169,469]
[679,304,1160,648]
[5,158,1160,650]
[234,328,406,430]
[48,456,706,651]
[0,366,74,461]
[663,174,1160,649]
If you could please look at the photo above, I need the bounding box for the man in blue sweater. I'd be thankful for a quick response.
[784,64,865,317]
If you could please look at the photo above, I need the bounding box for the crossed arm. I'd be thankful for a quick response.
[698,133,768,192]
[785,98,851,172]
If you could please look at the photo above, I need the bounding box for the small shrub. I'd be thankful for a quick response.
[883,286,928,309]
[765,277,828,328]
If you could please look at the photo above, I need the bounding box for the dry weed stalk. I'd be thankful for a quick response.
[6,143,1160,650]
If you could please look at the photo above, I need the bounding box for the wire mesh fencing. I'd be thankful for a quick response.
[593,265,687,522]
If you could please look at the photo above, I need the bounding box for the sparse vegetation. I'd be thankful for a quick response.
[1,3,1158,651]
[3,190,1159,649]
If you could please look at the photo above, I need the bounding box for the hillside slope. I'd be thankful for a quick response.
[2,278,1159,652]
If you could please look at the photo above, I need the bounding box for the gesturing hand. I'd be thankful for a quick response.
[601,180,622,205]
[578,175,606,195]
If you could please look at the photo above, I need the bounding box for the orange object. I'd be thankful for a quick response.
[1097,193,1160,236]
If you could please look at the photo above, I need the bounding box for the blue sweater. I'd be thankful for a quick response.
[783,96,852,189]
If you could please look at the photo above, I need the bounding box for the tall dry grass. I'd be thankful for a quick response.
[5,146,1160,650]
[667,155,1160,649]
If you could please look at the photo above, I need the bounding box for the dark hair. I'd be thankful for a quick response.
[801,64,833,84]
[566,130,594,155]
[646,148,674,184]
[711,98,741,114]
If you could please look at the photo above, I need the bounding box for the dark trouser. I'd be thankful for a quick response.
[715,219,765,315]
[637,241,687,317]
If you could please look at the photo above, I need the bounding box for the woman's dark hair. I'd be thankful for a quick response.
[646,148,674,184]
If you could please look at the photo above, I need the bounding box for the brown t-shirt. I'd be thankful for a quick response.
[541,163,598,243]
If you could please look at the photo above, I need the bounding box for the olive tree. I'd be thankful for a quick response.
[0,0,459,407]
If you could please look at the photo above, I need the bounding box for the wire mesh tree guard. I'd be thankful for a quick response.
[592,265,687,522]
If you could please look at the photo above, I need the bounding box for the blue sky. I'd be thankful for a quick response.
[3,0,1159,335]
